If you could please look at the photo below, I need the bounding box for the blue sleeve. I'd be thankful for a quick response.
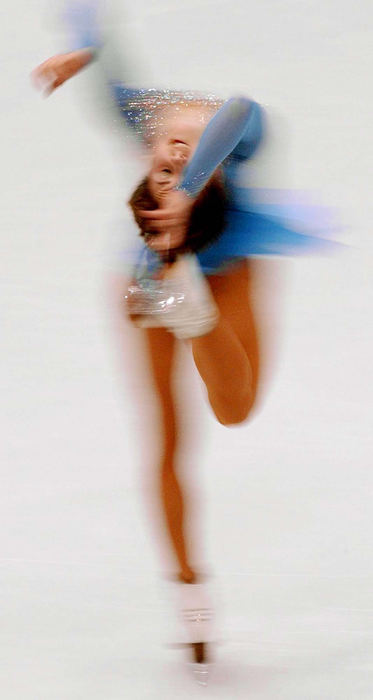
[62,1,103,52]
[178,98,264,197]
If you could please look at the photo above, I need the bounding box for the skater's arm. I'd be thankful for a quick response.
[177,98,264,198]
[31,1,101,94]
[32,1,158,141]
[63,0,162,139]
[31,48,95,96]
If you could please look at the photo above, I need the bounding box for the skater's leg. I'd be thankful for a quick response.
[191,259,260,425]
[144,326,196,583]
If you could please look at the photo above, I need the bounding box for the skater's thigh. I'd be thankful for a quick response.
[207,260,260,394]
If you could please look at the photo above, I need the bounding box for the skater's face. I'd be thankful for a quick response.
[148,137,191,203]
[148,108,207,204]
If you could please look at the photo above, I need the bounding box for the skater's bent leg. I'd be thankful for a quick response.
[191,260,260,426]
[144,327,196,583]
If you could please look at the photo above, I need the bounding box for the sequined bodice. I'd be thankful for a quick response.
[110,84,223,144]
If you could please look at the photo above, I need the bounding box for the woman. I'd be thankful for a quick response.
[32,1,334,679]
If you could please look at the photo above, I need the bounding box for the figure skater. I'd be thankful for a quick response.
[32,1,336,682]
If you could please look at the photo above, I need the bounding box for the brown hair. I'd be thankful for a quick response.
[128,172,227,256]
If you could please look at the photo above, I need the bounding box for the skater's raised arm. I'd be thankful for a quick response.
[31,48,95,96]
[32,1,161,143]
[31,1,101,95]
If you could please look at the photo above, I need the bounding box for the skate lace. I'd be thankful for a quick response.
[181,607,213,624]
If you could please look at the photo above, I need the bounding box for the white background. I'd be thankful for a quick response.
[1,1,372,697]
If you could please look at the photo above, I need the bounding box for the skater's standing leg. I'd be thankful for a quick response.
[144,326,197,584]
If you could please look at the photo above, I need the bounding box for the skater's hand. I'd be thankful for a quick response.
[31,49,94,96]
[139,189,194,252]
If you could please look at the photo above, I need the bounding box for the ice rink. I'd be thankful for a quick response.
[2,1,373,697]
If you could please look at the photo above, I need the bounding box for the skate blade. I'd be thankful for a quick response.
[189,642,213,686]
[189,661,211,687]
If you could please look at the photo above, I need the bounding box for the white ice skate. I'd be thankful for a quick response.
[177,580,216,686]
[162,254,219,340]
[124,254,219,338]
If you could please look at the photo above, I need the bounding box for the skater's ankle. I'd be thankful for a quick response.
[178,569,198,584]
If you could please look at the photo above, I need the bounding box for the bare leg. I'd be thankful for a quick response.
[115,259,259,581]
[142,260,260,579]
[144,326,196,582]
[108,271,196,582]
[192,259,260,425]
[143,260,259,578]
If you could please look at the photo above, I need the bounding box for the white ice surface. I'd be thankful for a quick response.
[1,1,373,697]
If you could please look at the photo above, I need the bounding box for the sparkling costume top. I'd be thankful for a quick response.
[64,1,339,274]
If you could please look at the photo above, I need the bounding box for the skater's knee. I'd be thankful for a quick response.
[211,387,256,427]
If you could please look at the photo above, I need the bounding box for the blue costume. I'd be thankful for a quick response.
[64,1,339,275]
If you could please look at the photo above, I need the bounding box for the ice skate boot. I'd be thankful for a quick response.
[124,275,183,328]
[161,254,219,340]
[177,579,215,686]
[124,254,219,337]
